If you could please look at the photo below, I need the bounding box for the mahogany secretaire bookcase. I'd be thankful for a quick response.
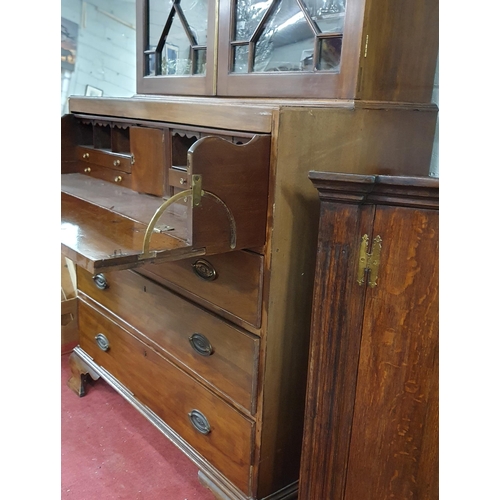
[62,1,438,498]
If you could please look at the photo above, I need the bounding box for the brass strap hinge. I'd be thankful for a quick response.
[357,234,382,287]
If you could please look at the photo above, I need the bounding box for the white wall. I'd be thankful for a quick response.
[61,0,136,114]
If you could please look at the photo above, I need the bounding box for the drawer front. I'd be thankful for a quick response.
[77,161,132,189]
[77,145,133,173]
[140,250,264,328]
[78,267,259,413]
[78,299,254,494]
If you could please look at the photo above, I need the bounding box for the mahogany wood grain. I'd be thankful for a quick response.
[76,163,133,190]
[61,192,198,274]
[189,135,271,253]
[358,0,439,102]
[78,298,255,495]
[76,145,133,173]
[130,126,167,197]
[77,267,260,414]
[139,250,264,329]
[275,106,437,177]
[61,114,78,173]
[68,96,275,133]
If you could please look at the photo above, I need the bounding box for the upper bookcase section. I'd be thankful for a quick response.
[136,0,438,101]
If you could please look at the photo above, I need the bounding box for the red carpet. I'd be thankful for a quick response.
[61,352,215,499]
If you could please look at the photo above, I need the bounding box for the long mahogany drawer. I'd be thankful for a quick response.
[78,299,254,495]
[139,250,264,328]
[78,267,259,414]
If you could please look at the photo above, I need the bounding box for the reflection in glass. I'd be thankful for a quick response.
[231,0,345,74]
[147,0,208,76]
[233,45,250,73]
[255,0,315,72]
[319,37,342,70]
[164,15,192,74]
[235,0,273,41]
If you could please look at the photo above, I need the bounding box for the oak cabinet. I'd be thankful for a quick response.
[137,0,438,101]
[299,172,439,500]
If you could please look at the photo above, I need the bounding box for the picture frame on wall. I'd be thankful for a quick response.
[85,85,103,97]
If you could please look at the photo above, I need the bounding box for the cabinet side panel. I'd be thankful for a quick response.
[298,202,374,500]
[359,0,439,102]
[345,205,439,500]
[274,107,436,177]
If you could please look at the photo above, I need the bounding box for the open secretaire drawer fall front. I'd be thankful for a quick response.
[61,114,271,273]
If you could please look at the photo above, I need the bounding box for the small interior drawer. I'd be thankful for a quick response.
[77,162,132,189]
[139,250,264,328]
[78,298,254,495]
[76,145,133,173]
[78,266,260,414]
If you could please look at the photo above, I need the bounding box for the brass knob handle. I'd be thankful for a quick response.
[114,176,122,183]
[192,259,217,281]
[82,152,90,159]
[95,333,110,352]
[84,167,91,173]
[189,333,214,357]
[113,159,121,167]
[179,177,187,185]
[188,409,211,435]
[92,273,108,290]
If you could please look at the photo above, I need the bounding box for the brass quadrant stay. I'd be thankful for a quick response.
[357,234,382,287]
[140,175,237,260]
[140,188,193,259]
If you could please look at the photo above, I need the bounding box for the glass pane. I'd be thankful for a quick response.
[149,0,170,49]
[319,37,342,71]
[254,0,315,72]
[181,0,209,45]
[234,0,273,41]
[149,0,208,46]
[303,0,346,33]
[194,49,207,74]
[233,45,250,73]
[164,14,193,75]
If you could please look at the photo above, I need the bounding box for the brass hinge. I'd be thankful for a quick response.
[364,34,369,58]
[357,234,382,287]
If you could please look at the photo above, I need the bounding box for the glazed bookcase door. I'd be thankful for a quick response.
[216,0,364,98]
[136,0,217,95]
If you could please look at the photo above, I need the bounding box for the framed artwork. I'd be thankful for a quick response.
[85,85,103,97]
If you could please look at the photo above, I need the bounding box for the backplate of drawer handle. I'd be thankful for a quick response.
[92,273,108,290]
[192,259,218,281]
[188,409,211,435]
[95,333,110,351]
[189,333,214,356]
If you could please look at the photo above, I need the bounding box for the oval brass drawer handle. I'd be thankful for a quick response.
[189,333,214,357]
[192,259,217,281]
[188,409,211,435]
[92,273,108,290]
[95,333,110,352]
